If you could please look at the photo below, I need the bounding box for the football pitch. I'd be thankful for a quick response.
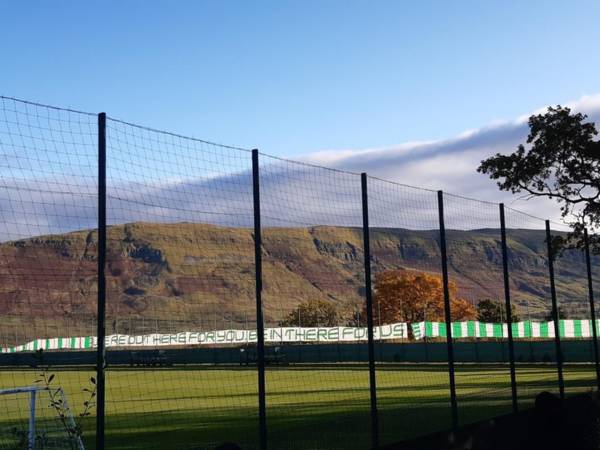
[0,364,596,450]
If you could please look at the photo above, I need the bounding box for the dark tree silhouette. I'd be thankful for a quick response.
[279,299,339,327]
[545,306,569,321]
[478,106,600,252]
[477,298,520,323]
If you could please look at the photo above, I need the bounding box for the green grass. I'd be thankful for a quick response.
[0,364,596,450]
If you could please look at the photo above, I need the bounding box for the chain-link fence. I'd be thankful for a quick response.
[1,95,599,450]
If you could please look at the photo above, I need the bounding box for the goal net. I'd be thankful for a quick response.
[0,386,85,450]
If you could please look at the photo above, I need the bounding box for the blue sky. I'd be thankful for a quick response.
[1,1,600,239]
[2,1,599,157]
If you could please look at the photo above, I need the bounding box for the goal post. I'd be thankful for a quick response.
[0,386,85,450]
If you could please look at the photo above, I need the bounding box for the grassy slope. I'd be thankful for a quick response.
[0,364,596,449]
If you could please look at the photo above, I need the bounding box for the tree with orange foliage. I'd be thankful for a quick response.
[365,270,476,324]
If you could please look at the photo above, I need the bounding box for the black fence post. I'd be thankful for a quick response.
[361,173,379,449]
[584,228,600,391]
[252,149,267,450]
[545,220,565,399]
[437,190,458,429]
[96,112,107,450]
[499,204,518,412]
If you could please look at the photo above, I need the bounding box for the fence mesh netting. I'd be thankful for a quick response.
[549,217,598,397]
[366,177,452,443]
[504,207,563,406]
[0,97,97,447]
[258,154,370,449]
[1,95,599,449]
[443,193,512,425]
[104,118,258,449]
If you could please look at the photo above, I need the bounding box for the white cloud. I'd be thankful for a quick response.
[302,94,600,225]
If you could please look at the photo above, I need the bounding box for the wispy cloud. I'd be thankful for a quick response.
[301,94,600,222]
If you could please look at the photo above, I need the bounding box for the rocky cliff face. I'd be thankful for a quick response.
[0,222,597,340]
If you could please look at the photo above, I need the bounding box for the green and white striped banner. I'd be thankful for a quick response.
[0,323,409,354]
[411,319,600,340]
[0,336,94,354]
[3,320,598,353]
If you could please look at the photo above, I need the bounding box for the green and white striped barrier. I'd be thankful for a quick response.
[411,319,600,340]
[0,336,94,354]
[2,320,598,353]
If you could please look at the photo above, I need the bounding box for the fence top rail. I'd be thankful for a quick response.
[366,174,437,194]
[442,190,500,207]
[106,116,252,152]
[503,204,551,223]
[504,204,571,231]
[259,151,362,176]
[0,94,96,117]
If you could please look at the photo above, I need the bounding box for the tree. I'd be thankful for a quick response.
[364,270,477,324]
[279,299,338,327]
[545,306,569,321]
[477,298,520,323]
[478,106,600,252]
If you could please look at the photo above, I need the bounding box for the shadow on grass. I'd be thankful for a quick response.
[1,364,596,449]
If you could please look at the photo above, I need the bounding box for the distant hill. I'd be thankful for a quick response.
[0,222,597,339]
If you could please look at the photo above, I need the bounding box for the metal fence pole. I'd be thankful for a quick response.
[96,112,107,450]
[361,173,379,449]
[499,204,518,412]
[437,190,458,429]
[545,220,565,399]
[584,228,600,390]
[252,149,267,450]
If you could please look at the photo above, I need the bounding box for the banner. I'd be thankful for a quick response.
[3,320,598,353]
[411,319,600,340]
[0,323,408,353]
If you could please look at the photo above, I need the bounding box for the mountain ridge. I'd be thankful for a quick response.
[0,222,597,340]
